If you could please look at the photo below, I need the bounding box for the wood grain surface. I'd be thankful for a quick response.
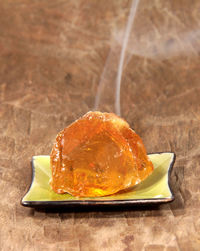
[0,0,200,250]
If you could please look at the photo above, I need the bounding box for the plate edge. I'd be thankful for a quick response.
[167,152,176,202]
[21,157,35,205]
[21,197,175,207]
[148,152,176,200]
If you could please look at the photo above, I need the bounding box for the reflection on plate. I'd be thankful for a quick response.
[21,152,175,208]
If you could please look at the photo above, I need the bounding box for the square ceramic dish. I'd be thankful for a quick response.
[21,152,175,208]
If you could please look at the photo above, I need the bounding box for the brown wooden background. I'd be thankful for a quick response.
[0,0,200,250]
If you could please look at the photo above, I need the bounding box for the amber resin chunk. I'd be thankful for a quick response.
[50,112,153,197]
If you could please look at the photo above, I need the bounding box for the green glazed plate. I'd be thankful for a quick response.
[21,152,175,208]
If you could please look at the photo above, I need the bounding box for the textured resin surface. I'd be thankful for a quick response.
[50,112,153,197]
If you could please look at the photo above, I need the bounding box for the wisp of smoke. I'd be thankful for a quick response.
[94,0,140,116]
[94,0,200,115]
[115,0,140,116]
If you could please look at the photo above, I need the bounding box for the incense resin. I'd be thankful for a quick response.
[50,112,153,197]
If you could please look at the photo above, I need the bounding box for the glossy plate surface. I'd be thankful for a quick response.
[21,152,175,208]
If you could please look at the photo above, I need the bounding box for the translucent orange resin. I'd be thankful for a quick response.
[50,112,153,197]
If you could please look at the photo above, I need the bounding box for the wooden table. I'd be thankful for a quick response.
[0,1,200,250]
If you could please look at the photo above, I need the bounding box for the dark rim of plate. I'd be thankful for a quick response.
[21,152,176,208]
